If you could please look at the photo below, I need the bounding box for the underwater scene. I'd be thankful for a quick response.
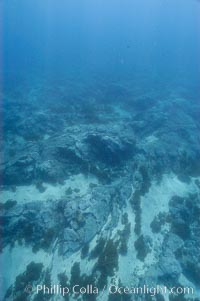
[0,0,200,300]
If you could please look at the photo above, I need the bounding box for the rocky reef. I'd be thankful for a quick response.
[1,79,200,301]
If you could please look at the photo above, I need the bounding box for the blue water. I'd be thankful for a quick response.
[2,0,200,90]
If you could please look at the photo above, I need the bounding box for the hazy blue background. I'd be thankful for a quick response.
[1,0,200,89]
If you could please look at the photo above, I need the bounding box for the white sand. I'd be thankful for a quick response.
[1,173,99,204]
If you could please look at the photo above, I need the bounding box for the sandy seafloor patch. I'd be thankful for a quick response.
[1,173,99,204]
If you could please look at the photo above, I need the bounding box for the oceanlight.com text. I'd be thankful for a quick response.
[24,283,194,297]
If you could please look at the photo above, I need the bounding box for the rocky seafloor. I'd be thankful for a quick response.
[0,78,200,301]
